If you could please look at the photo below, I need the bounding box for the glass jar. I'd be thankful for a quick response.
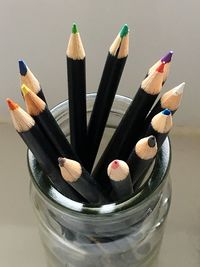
[28,94,171,267]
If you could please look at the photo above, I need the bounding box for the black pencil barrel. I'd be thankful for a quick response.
[33,107,79,161]
[144,126,169,149]
[67,57,87,164]
[92,89,158,194]
[110,175,133,202]
[127,151,153,186]
[20,125,83,201]
[37,89,47,104]
[86,55,127,172]
[65,168,108,204]
[144,101,163,128]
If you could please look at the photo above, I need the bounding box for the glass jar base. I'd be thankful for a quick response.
[38,180,171,267]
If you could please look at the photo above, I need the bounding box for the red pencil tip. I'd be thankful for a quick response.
[156,62,165,73]
[111,160,119,169]
[6,98,19,110]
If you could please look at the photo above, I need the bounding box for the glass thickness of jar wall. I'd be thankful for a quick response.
[28,94,172,267]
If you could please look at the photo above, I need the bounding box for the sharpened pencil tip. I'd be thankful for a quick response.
[148,136,156,147]
[156,62,165,73]
[21,84,30,96]
[72,23,78,34]
[18,60,28,76]
[58,157,65,167]
[161,51,174,63]
[119,24,129,37]
[111,160,120,169]
[162,109,171,115]
[173,82,185,95]
[6,98,19,110]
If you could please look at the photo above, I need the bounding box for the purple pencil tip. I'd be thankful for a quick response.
[161,51,174,63]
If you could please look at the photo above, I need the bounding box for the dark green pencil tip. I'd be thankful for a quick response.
[72,23,78,34]
[119,24,129,37]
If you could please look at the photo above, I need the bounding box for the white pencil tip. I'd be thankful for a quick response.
[173,82,185,95]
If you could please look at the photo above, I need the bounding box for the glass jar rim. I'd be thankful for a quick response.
[27,94,171,217]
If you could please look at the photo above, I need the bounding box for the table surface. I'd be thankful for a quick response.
[0,123,199,267]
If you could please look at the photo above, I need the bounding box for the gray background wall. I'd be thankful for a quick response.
[0,0,199,127]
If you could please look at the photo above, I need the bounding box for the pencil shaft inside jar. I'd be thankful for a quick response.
[28,94,171,267]
[28,94,171,212]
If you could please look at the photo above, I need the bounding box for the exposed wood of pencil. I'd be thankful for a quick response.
[108,160,129,181]
[151,109,173,133]
[107,160,133,201]
[66,23,87,165]
[21,85,79,161]
[58,157,108,204]
[92,63,164,194]
[66,23,85,60]
[141,62,165,95]
[142,82,185,135]
[109,24,129,58]
[6,98,83,201]
[86,24,129,172]
[160,82,185,111]
[127,136,157,187]
[144,109,173,149]
[18,60,47,102]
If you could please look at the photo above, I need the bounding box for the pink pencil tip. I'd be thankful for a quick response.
[111,160,119,169]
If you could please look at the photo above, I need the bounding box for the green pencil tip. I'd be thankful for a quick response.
[119,24,129,37]
[72,23,78,34]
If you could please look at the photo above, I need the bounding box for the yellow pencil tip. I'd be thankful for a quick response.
[21,84,30,96]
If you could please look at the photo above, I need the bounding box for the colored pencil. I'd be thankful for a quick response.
[143,82,185,131]
[86,24,129,172]
[144,109,173,149]
[133,111,172,190]
[58,157,108,204]
[21,85,79,161]
[107,160,133,201]
[6,98,83,201]
[8,26,181,207]
[147,51,173,83]
[18,60,47,103]
[127,136,157,187]
[66,23,87,164]
[92,62,165,194]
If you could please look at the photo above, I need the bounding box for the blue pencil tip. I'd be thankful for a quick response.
[162,109,171,115]
[18,60,27,75]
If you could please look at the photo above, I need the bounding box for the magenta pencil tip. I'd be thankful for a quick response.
[161,51,174,63]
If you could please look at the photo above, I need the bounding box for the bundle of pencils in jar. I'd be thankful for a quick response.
[6,23,185,205]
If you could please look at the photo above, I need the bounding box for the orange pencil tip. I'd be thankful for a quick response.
[156,62,165,73]
[6,98,19,110]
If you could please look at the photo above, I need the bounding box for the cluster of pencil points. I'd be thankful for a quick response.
[7,23,185,205]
